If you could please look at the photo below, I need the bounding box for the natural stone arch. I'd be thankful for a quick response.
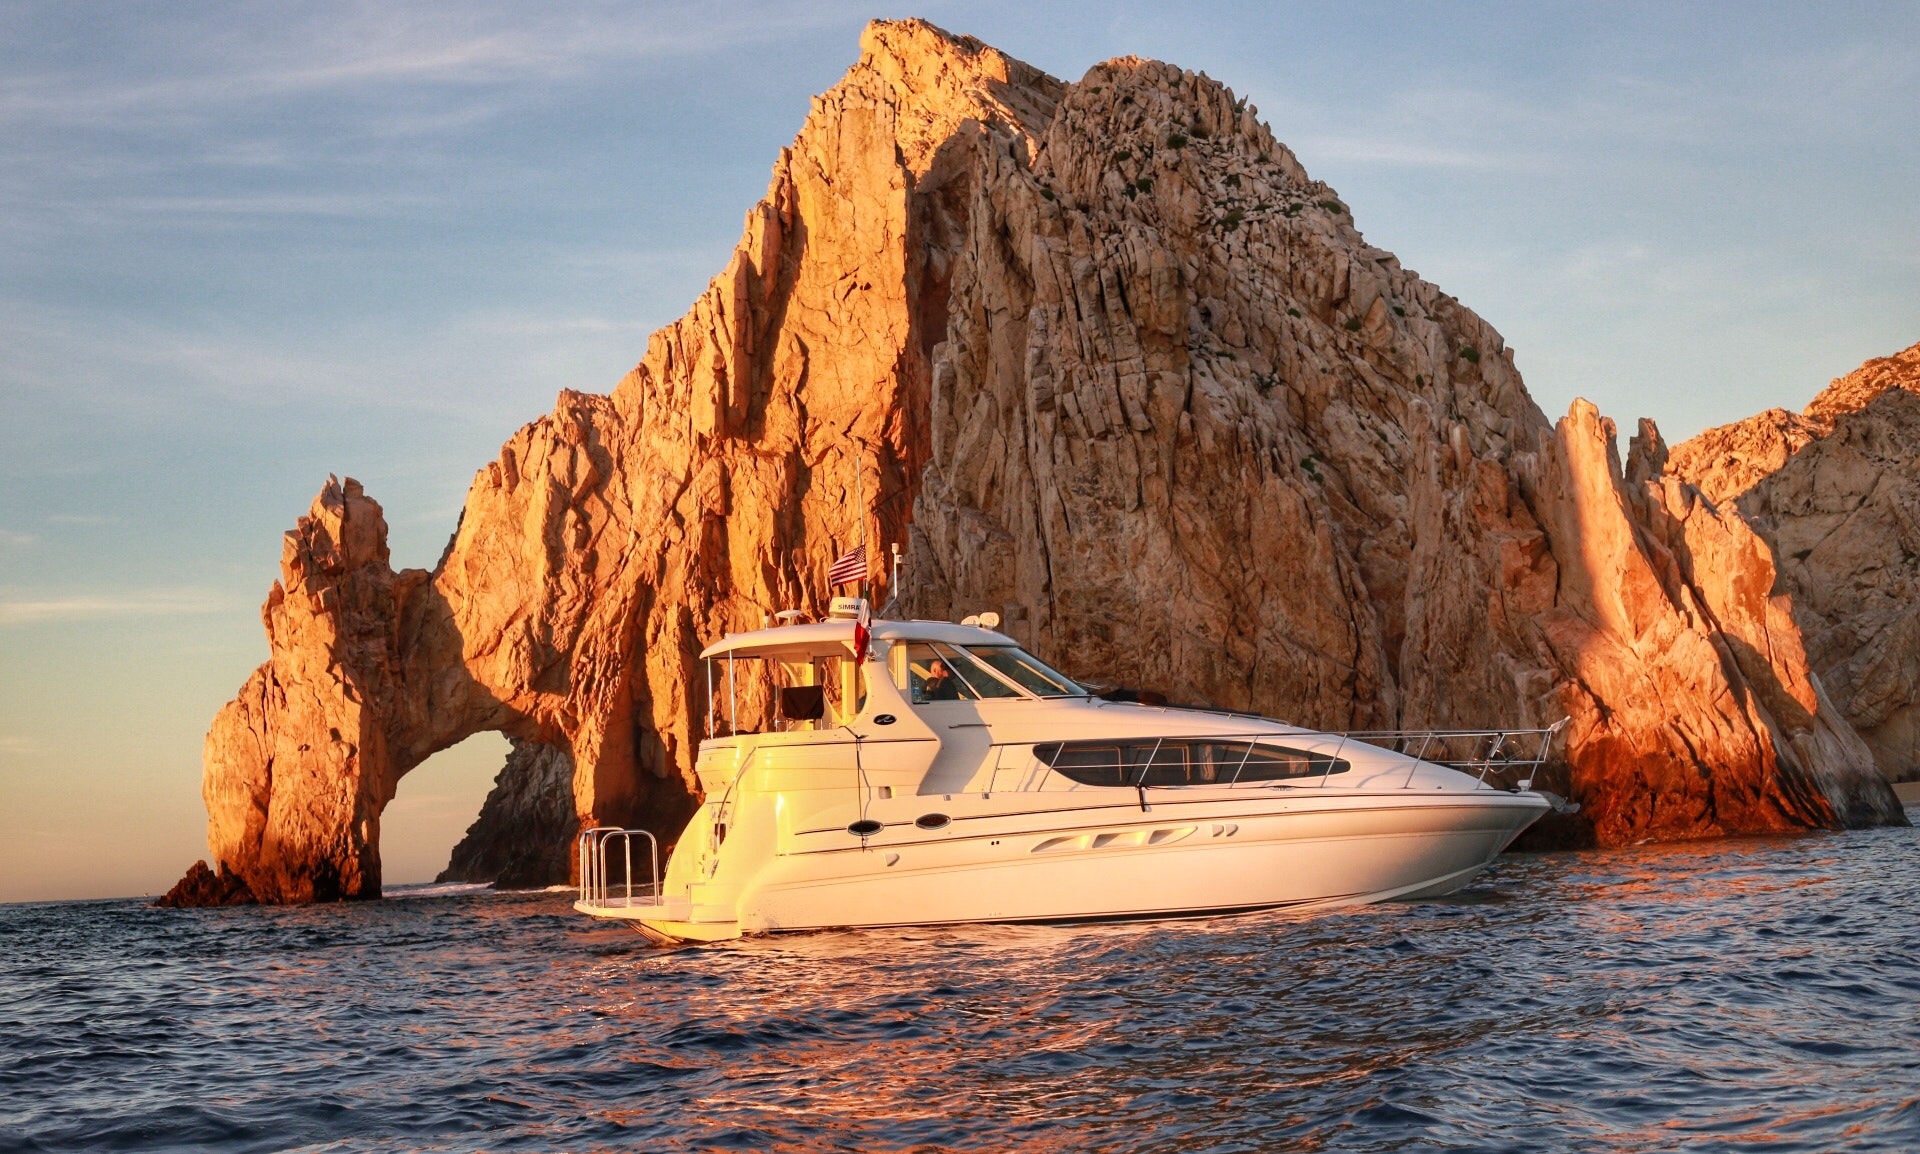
[167,19,1902,906]
[187,22,1055,901]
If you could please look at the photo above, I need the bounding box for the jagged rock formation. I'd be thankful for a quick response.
[896,48,1899,844]
[171,20,1903,904]
[182,21,1018,902]
[438,740,576,888]
[195,477,427,902]
[156,860,256,907]
[1671,341,1920,780]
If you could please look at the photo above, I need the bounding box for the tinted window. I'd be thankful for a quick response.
[1033,740,1350,786]
[963,646,1085,696]
[932,643,1022,701]
[905,643,977,702]
[1213,743,1348,782]
[904,643,1023,703]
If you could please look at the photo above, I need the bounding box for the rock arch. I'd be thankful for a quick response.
[169,20,1901,905]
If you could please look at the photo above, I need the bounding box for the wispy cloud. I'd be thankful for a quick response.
[0,528,35,549]
[1540,240,1822,316]
[112,192,440,220]
[0,1,858,246]
[1293,136,1511,171]
[0,293,679,426]
[1249,62,1729,185]
[0,2,851,133]
[480,314,655,338]
[0,588,235,626]
[0,300,373,416]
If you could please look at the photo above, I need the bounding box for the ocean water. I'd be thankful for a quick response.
[5,823,1920,1153]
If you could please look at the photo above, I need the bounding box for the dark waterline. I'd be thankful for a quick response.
[4,824,1920,1153]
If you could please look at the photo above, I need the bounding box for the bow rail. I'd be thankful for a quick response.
[1332,718,1570,789]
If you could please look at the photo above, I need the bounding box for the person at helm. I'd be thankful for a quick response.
[922,658,963,701]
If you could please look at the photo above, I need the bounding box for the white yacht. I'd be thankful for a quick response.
[576,601,1564,943]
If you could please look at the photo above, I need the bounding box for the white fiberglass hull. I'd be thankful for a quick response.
[579,788,1548,943]
[576,613,1569,944]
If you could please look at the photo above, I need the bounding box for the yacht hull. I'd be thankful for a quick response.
[581,789,1548,942]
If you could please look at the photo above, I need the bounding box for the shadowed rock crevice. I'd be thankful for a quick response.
[1671,341,1920,783]
[166,20,1905,906]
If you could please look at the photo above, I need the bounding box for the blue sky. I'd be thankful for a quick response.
[2,1,1915,902]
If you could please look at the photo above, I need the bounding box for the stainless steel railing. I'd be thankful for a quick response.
[980,718,1569,794]
[679,717,1569,798]
[1335,719,1569,789]
[576,827,661,909]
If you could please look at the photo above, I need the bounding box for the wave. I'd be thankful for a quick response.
[380,881,496,900]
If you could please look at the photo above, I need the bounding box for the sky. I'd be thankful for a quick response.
[2,1,1916,903]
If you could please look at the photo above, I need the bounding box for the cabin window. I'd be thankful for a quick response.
[901,642,1022,703]
[1032,739,1350,786]
[962,646,1085,697]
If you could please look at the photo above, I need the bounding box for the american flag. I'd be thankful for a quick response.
[827,543,867,587]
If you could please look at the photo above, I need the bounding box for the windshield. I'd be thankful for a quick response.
[903,642,1022,703]
[961,646,1085,697]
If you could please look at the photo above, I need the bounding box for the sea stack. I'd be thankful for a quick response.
[167,19,1904,905]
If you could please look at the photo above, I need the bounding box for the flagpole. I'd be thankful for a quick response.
[856,464,868,602]
[856,460,872,666]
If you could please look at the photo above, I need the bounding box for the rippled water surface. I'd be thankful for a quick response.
[7,824,1920,1152]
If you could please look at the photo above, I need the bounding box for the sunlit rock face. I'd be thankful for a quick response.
[1671,341,1920,783]
[196,477,417,903]
[898,47,1900,846]
[171,20,1904,905]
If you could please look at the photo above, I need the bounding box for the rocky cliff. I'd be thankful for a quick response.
[169,20,1903,904]
[1670,341,1920,781]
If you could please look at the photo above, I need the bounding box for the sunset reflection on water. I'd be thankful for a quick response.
[4,818,1919,1151]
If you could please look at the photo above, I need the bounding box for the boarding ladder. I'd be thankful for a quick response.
[576,827,664,913]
